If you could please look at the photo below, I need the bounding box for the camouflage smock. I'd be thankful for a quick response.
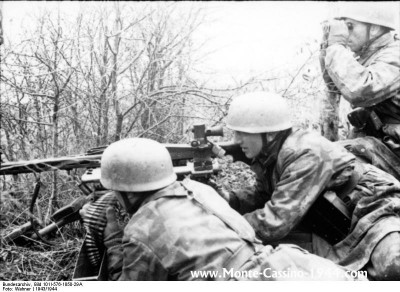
[324,32,400,124]
[229,129,400,271]
[106,178,356,281]
[107,179,260,280]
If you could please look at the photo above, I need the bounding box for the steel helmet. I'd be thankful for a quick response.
[334,2,399,30]
[226,92,292,133]
[101,138,177,192]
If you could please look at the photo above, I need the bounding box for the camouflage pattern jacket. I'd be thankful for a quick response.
[229,129,400,271]
[107,179,260,280]
[324,32,400,125]
[105,177,360,281]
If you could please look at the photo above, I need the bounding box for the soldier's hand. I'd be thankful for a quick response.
[79,202,90,218]
[217,187,230,202]
[327,19,349,47]
[104,207,123,249]
[320,20,330,50]
[319,20,340,91]
[207,178,230,202]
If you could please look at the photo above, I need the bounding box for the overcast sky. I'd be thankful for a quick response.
[194,2,330,75]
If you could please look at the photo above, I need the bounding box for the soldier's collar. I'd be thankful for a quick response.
[140,181,186,206]
[360,32,393,57]
[254,128,292,168]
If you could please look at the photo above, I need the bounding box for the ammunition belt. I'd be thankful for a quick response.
[83,192,117,267]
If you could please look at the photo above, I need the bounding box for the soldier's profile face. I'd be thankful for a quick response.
[233,131,263,159]
[344,18,369,53]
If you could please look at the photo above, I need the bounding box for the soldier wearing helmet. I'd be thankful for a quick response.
[221,91,400,280]
[320,2,400,161]
[88,137,354,281]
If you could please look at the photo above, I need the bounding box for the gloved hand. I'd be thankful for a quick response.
[103,207,124,249]
[327,19,349,47]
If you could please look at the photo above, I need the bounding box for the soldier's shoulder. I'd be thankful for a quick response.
[378,34,400,59]
[283,129,327,151]
[281,130,350,161]
[123,202,170,245]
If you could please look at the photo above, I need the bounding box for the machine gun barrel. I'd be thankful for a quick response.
[0,142,250,176]
[0,154,103,175]
[1,124,251,245]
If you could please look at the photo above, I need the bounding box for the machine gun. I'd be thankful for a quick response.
[1,124,250,245]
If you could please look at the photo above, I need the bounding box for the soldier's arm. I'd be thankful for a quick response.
[113,239,168,281]
[242,150,340,242]
[324,43,400,107]
[103,207,168,281]
[228,177,270,215]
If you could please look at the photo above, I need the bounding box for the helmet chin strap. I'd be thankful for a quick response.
[360,24,387,55]
[359,23,371,54]
[366,23,371,42]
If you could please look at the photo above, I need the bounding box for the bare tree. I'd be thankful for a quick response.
[1,7,76,221]
[1,2,263,227]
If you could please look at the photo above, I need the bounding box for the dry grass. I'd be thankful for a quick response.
[1,175,85,281]
[0,238,81,281]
